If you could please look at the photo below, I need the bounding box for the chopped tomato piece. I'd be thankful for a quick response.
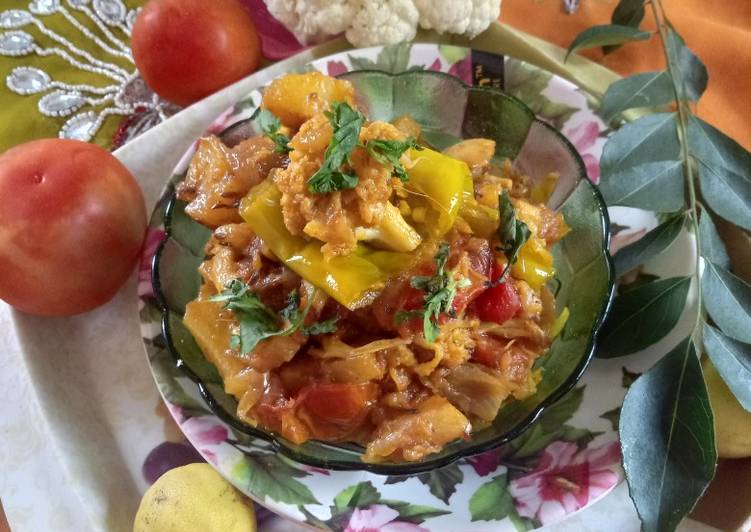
[474,282,521,324]
[298,383,379,426]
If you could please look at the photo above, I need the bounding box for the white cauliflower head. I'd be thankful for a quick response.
[263,0,500,48]
[264,0,355,44]
[465,0,501,37]
[414,0,500,38]
[345,0,419,47]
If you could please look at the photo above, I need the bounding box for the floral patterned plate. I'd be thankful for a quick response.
[138,43,667,531]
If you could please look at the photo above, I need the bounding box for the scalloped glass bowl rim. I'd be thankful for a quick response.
[150,69,615,475]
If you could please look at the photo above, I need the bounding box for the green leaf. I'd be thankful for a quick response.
[600,113,679,175]
[506,387,584,458]
[297,505,329,529]
[509,511,539,531]
[505,424,553,459]
[241,453,320,505]
[510,423,599,460]
[256,108,280,133]
[332,481,381,514]
[601,407,621,430]
[600,71,674,122]
[209,280,280,354]
[416,464,463,504]
[381,501,450,524]
[408,242,468,342]
[613,213,685,276]
[599,0,645,59]
[566,24,651,60]
[701,262,751,343]
[495,190,531,281]
[698,212,730,269]
[559,426,602,447]
[688,116,751,230]
[599,160,685,212]
[536,386,584,431]
[597,276,691,358]
[702,323,751,411]
[469,474,514,522]
[348,43,412,73]
[688,115,751,176]
[210,280,335,354]
[308,101,365,194]
[696,161,751,231]
[256,108,291,153]
[665,31,708,102]
[612,0,646,27]
[619,339,716,532]
[365,137,421,181]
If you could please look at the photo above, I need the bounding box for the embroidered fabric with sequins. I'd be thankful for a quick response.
[0,0,177,144]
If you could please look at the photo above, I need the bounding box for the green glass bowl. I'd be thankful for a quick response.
[152,70,615,474]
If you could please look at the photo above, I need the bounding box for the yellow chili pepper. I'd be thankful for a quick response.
[458,198,498,239]
[549,306,570,338]
[403,147,471,236]
[510,236,555,290]
[529,172,560,205]
[239,180,415,309]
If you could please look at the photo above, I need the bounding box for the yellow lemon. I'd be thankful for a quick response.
[703,358,751,458]
[133,463,256,532]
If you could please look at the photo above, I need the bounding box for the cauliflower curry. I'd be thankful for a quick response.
[177,71,570,463]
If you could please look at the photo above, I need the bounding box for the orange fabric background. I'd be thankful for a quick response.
[500,0,751,150]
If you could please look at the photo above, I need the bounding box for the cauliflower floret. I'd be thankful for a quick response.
[465,0,501,37]
[275,115,415,258]
[264,0,355,44]
[264,0,499,47]
[414,0,499,38]
[414,0,472,34]
[345,0,419,47]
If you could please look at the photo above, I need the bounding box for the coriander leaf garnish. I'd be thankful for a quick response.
[209,279,279,354]
[307,169,359,194]
[302,317,339,336]
[257,109,291,153]
[308,102,365,194]
[278,288,339,336]
[406,243,470,343]
[492,190,531,285]
[365,137,422,181]
[210,280,338,354]
[279,290,303,325]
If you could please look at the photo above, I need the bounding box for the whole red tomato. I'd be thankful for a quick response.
[0,139,146,316]
[132,0,261,106]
